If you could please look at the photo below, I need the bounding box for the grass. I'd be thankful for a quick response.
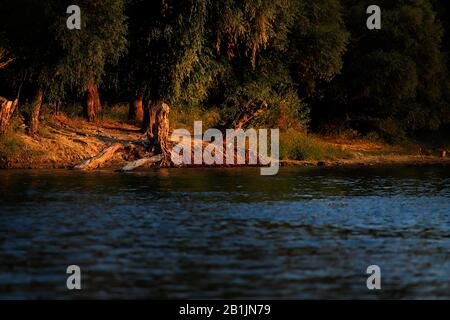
[280,129,353,161]
[0,132,23,159]
[101,103,129,122]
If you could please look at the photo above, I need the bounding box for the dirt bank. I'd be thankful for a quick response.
[1,114,449,169]
[0,114,145,169]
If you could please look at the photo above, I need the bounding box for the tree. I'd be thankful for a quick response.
[55,0,127,122]
[317,0,448,138]
[121,0,210,136]
[204,0,348,131]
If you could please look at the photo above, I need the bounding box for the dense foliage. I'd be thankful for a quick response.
[0,0,449,139]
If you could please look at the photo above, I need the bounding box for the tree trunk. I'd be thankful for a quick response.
[28,89,43,137]
[142,99,159,140]
[154,102,171,166]
[128,93,144,124]
[0,96,18,136]
[85,83,100,122]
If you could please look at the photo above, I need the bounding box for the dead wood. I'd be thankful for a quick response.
[73,143,123,170]
[118,154,163,172]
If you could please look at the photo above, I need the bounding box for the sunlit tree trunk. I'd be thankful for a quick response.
[154,101,171,166]
[85,82,100,122]
[0,96,18,136]
[28,88,43,137]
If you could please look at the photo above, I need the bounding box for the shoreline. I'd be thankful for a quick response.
[1,115,449,170]
[2,151,450,171]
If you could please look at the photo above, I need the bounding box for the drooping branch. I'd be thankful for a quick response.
[235,100,267,129]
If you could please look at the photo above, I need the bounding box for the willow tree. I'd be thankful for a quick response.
[200,0,349,131]
[121,0,209,137]
[55,0,127,122]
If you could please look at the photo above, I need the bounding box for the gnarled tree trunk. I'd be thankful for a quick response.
[85,82,101,122]
[142,99,159,140]
[28,89,43,137]
[154,102,171,166]
[0,96,18,135]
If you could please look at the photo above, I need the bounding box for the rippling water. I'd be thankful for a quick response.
[0,166,449,299]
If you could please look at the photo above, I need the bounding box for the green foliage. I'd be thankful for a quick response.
[216,55,309,130]
[55,0,127,93]
[288,0,349,94]
[1,0,450,143]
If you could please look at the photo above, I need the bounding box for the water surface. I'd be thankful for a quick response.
[0,166,449,299]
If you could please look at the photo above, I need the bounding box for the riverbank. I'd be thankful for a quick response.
[1,114,449,169]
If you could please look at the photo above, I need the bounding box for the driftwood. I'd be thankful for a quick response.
[0,96,19,135]
[74,143,123,170]
[119,154,163,172]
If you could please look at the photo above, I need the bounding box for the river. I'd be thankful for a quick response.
[0,165,449,299]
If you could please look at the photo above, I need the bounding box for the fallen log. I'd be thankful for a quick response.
[118,154,163,172]
[73,143,123,170]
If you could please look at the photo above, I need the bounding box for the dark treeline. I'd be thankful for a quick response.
[0,0,449,141]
